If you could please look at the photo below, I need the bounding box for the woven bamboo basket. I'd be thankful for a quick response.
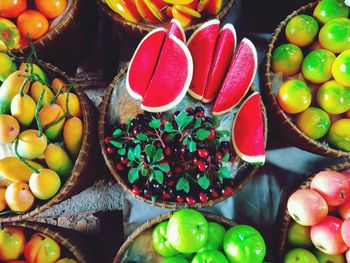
[276,161,350,262]
[96,0,235,39]
[262,1,350,158]
[0,59,97,222]
[98,63,268,209]
[113,211,236,262]
[3,221,87,262]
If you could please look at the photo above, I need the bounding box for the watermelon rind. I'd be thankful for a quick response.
[141,34,193,112]
[212,38,258,115]
[126,28,166,101]
[232,92,265,166]
[168,18,186,42]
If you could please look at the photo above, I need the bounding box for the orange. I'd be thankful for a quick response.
[34,0,68,19]
[0,0,27,18]
[17,10,49,40]
[0,188,7,212]
[5,182,35,213]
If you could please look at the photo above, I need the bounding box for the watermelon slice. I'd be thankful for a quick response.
[126,28,166,100]
[167,19,186,42]
[232,92,265,165]
[202,23,236,103]
[142,34,193,112]
[187,19,220,100]
[212,38,258,115]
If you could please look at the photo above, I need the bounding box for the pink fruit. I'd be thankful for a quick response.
[187,19,220,100]
[232,92,265,165]
[212,38,257,115]
[339,199,350,219]
[203,23,236,103]
[167,18,186,42]
[341,218,350,247]
[142,34,193,112]
[343,172,350,183]
[127,28,166,100]
[311,216,347,255]
[287,189,328,226]
[311,171,350,206]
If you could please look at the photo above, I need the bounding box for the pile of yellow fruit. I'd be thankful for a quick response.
[0,52,83,215]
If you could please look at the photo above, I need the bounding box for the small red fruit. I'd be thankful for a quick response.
[199,192,208,203]
[197,161,206,172]
[215,152,222,162]
[222,186,234,197]
[186,196,196,205]
[176,195,185,203]
[162,191,171,200]
[207,129,215,139]
[132,185,141,195]
[210,189,219,198]
[198,149,209,158]
[106,147,114,154]
[104,136,112,144]
[116,163,124,171]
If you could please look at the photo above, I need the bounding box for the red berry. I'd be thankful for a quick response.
[165,147,172,156]
[215,152,222,162]
[120,156,128,164]
[222,186,234,197]
[198,149,209,158]
[162,191,171,200]
[104,136,112,144]
[106,147,114,154]
[199,193,208,203]
[193,157,199,165]
[167,179,175,187]
[229,155,235,162]
[132,185,141,195]
[207,129,215,140]
[195,112,205,118]
[186,107,194,114]
[116,163,124,171]
[186,196,196,205]
[175,166,183,174]
[176,195,185,203]
[210,189,219,198]
[197,161,206,172]
[132,127,138,137]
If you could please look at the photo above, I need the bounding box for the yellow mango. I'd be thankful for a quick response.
[63,117,83,159]
[44,144,73,179]
[11,94,36,126]
[0,114,20,143]
[19,63,47,83]
[39,104,65,141]
[57,92,81,117]
[30,82,54,106]
[29,169,61,200]
[15,130,48,159]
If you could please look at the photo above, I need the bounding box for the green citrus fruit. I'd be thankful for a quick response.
[295,107,330,139]
[332,49,350,87]
[272,44,303,76]
[319,18,350,53]
[316,80,350,114]
[328,118,350,151]
[302,49,336,84]
[286,15,319,47]
[277,79,312,114]
[313,0,349,24]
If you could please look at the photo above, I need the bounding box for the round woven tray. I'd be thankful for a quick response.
[262,1,350,158]
[98,63,268,209]
[3,221,87,262]
[276,161,350,261]
[0,59,97,222]
[96,0,235,38]
[113,211,236,262]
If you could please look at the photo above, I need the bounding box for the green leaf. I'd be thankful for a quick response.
[181,115,194,130]
[134,144,141,159]
[117,148,126,155]
[188,141,196,153]
[176,177,190,193]
[219,167,231,179]
[175,111,188,128]
[198,176,210,190]
[149,119,161,129]
[204,122,213,128]
[154,170,164,184]
[164,122,175,132]
[127,148,135,161]
[216,130,231,138]
[141,168,148,176]
[182,136,189,146]
[196,129,211,140]
[151,195,157,202]
[168,133,177,141]
[145,144,155,158]
[153,148,163,163]
[221,153,230,162]
[126,119,132,130]
[212,115,220,127]
[128,168,139,183]
[218,174,224,183]
[136,133,148,141]
[112,129,122,138]
[110,140,122,148]
[158,163,170,172]
[194,118,202,129]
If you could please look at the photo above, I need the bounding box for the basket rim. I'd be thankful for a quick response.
[276,161,350,261]
[96,0,235,34]
[14,0,79,54]
[3,221,87,262]
[0,58,92,222]
[113,210,236,262]
[262,0,350,158]
[98,63,268,209]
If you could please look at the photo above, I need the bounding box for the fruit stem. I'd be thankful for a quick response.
[19,77,30,97]
[65,87,72,118]
[52,85,64,104]
[27,33,38,60]
[13,139,40,174]
[35,89,45,137]
[153,128,165,148]
[44,115,66,133]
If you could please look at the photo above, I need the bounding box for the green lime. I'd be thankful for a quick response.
[286,15,319,47]
[319,18,350,53]
[313,0,349,24]
[317,80,350,114]
[328,118,350,151]
[295,107,330,139]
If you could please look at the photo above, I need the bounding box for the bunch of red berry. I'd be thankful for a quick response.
[104,107,237,205]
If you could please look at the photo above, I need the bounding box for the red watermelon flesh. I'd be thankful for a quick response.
[187,19,220,100]
[126,28,166,100]
[232,92,265,165]
[212,38,257,115]
[167,19,186,42]
[142,34,193,112]
[202,23,236,103]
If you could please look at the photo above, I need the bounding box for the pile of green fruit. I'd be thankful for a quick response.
[151,209,266,263]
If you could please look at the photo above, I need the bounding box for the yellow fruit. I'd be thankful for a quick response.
[51,78,67,94]
[0,188,7,211]
[11,94,36,126]
[63,117,83,159]
[5,182,35,213]
[19,63,47,83]
[24,233,61,263]
[30,82,54,106]
[0,114,20,143]
[0,227,26,261]
[56,259,78,263]
[29,169,61,200]
[44,144,73,179]
[16,130,47,159]
[0,52,16,82]
[56,92,81,117]
[39,104,65,141]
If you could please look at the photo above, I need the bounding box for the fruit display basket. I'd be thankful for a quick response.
[98,63,267,209]
[262,0,350,158]
[1,221,88,262]
[96,0,235,38]
[276,161,350,262]
[0,58,96,222]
